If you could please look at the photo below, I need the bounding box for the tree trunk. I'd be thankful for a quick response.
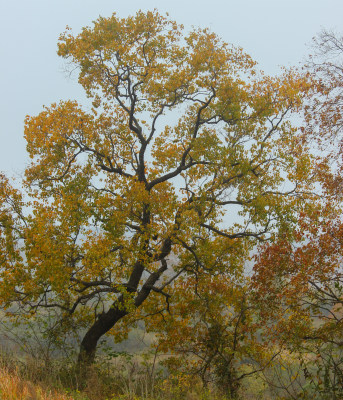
[77,305,127,367]
[77,256,170,369]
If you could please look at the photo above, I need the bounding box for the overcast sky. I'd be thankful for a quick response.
[1,0,343,177]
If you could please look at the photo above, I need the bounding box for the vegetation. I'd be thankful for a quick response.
[1,10,343,399]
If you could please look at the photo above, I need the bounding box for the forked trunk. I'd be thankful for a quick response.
[77,306,127,367]
[77,258,170,368]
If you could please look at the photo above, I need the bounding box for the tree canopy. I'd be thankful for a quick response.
[0,10,317,368]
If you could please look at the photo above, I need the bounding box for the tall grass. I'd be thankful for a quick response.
[0,364,77,400]
[0,349,271,400]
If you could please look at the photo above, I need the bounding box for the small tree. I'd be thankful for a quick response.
[0,10,314,369]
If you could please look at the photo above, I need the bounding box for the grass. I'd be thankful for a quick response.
[0,351,236,400]
[0,365,79,400]
[0,347,276,400]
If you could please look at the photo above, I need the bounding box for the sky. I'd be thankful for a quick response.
[1,0,343,177]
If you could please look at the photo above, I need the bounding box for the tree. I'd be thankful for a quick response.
[252,202,343,399]
[0,10,314,368]
[251,29,343,399]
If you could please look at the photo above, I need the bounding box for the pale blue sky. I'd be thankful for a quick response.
[1,0,343,176]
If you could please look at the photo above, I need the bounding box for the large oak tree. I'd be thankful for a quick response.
[0,10,315,367]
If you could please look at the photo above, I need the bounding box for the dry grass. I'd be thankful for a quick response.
[0,366,76,400]
[0,350,270,400]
